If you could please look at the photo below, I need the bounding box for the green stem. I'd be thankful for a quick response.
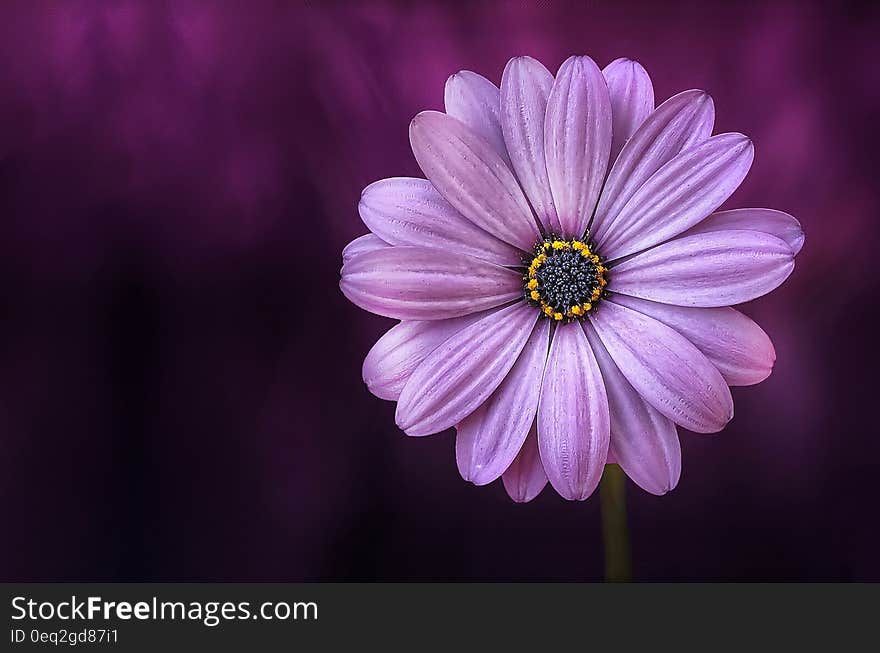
[600,464,631,582]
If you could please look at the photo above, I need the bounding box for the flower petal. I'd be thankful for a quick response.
[340,246,522,320]
[358,177,522,266]
[500,56,559,232]
[591,300,733,433]
[683,208,805,255]
[502,424,548,503]
[602,58,654,167]
[341,233,389,264]
[363,312,492,401]
[444,70,512,167]
[591,90,715,242]
[610,230,795,308]
[538,323,610,500]
[410,110,540,250]
[611,294,776,386]
[583,322,681,495]
[456,319,550,485]
[396,302,538,436]
[544,55,612,239]
[599,133,755,260]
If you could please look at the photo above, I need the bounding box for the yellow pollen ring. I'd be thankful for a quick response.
[525,236,610,321]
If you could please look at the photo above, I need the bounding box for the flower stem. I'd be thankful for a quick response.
[600,464,631,582]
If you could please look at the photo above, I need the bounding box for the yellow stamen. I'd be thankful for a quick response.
[525,237,607,320]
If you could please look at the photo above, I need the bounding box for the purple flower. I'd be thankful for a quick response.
[340,56,803,502]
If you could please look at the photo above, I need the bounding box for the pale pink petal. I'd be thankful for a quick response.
[611,294,777,386]
[410,110,540,250]
[396,303,538,436]
[500,56,559,232]
[362,311,492,401]
[456,320,550,485]
[538,323,610,500]
[602,58,654,167]
[591,90,714,241]
[591,301,733,434]
[341,233,389,264]
[444,70,511,167]
[599,133,754,260]
[583,322,681,495]
[610,230,795,308]
[544,56,612,239]
[683,208,805,255]
[359,177,522,266]
[502,424,548,503]
[340,246,522,320]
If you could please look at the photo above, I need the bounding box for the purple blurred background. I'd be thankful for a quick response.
[1,0,878,581]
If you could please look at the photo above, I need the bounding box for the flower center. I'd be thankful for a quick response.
[523,237,608,322]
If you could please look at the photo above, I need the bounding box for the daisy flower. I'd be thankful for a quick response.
[340,55,803,502]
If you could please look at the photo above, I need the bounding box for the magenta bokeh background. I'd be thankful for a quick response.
[1,1,878,580]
